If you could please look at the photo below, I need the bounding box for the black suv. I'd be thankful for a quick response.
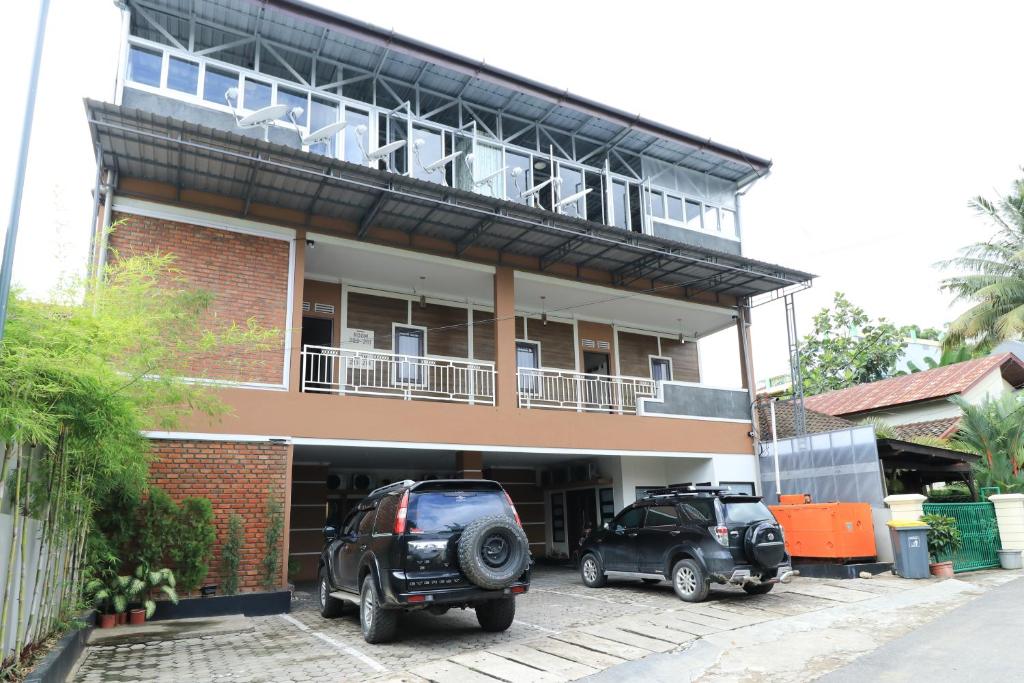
[317,479,531,643]
[578,486,794,602]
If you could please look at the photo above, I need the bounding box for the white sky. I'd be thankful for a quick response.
[2,0,1023,384]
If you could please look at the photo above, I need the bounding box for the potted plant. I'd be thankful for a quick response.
[126,563,179,624]
[83,552,130,628]
[921,513,961,578]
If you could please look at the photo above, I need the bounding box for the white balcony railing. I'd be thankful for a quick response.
[301,345,495,405]
[517,367,657,414]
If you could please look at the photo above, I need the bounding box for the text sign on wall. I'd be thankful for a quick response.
[343,328,374,369]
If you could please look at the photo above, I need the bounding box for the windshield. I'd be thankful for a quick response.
[723,500,773,524]
[406,490,509,534]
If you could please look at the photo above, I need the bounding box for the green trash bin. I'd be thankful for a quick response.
[887,520,931,579]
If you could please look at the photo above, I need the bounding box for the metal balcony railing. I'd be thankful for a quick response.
[516,367,657,414]
[301,345,495,405]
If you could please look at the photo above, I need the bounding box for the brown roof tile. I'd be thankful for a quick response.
[891,417,961,441]
[754,399,855,440]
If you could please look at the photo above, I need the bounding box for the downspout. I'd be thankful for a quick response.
[95,169,116,286]
[86,148,102,281]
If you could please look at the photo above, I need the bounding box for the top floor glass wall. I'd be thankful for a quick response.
[122,9,739,243]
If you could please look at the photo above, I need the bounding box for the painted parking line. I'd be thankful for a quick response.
[514,619,560,634]
[279,613,387,673]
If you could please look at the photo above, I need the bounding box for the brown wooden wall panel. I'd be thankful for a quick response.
[484,468,538,484]
[290,505,329,529]
[290,529,324,554]
[523,524,546,544]
[292,482,329,502]
[503,484,544,504]
[412,303,469,358]
[292,554,319,582]
[293,464,328,482]
[525,320,575,370]
[516,504,546,525]
[662,338,700,382]
[472,310,495,361]
[618,332,660,378]
[346,292,408,351]
[303,280,341,346]
[576,320,617,373]
[515,316,525,339]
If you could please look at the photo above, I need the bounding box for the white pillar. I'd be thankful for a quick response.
[884,493,927,521]
[990,493,1024,551]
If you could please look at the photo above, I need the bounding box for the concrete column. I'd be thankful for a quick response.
[288,230,306,393]
[884,493,927,521]
[494,267,517,409]
[281,443,294,588]
[990,493,1024,551]
[455,451,483,479]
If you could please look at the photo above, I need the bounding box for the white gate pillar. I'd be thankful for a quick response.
[989,493,1024,551]
[884,493,927,521]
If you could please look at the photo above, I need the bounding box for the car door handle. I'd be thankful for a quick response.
[627,532,638,538]
[359,544,368,551]
[670,530,681,536]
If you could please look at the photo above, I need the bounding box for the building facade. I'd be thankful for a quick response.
[89,0,812,585]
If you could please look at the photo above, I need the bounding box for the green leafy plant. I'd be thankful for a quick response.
[173,497,216,593]
[950,394,1024,492]
[127,564,178,618]
[287,557,301,583]
[261,489,284,591]
[137,486,179,568]
[927,483,974,503]
[921,513,962,563]
[220,513,244,596]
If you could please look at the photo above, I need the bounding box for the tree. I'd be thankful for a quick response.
[949,394,1024,493]
[940,174,1024,349]
[798,292,904,396]
[899,324,944,341]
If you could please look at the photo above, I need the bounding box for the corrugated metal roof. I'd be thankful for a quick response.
[87,99,811,298]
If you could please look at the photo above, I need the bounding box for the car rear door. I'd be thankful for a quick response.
[599,506,644,572]
[637,504,681,574]
[718,497,775,564]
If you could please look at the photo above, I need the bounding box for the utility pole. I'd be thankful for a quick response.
[0,0,52,341]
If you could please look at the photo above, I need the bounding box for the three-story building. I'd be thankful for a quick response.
[88,0,813,587]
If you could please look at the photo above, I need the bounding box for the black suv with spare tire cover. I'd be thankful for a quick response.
[317,479,531,643]
[578,485,795,602]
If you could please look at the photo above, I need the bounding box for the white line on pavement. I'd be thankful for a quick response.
[279,614,387,673]
[514,620,560,634]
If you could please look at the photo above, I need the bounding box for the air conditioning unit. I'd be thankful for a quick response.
[325,473,342,490]
[350,473,374,491]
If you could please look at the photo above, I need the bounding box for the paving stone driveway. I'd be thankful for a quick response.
[73,565,908,683]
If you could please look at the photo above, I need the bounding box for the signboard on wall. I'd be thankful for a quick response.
[342,328,374,369]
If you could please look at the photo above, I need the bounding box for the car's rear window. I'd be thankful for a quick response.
[723,499,773,524]
[406,490,509,534]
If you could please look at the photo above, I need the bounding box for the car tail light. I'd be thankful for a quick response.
[406,594,425,603]
[711,525,730,546]
[504,491,522,527]
[394,490,410,534]
[511,586,526,594]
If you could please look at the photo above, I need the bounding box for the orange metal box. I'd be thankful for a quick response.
[769,501,876,560]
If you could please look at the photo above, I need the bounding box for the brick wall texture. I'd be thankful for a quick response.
[147,439,290,592]
[108,212,291,384]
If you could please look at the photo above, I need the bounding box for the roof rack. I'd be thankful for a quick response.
[642,484,731,498]
[367,480,415,498]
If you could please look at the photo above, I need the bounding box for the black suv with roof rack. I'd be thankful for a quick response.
[578,485,794,602]
[317,479,531,643]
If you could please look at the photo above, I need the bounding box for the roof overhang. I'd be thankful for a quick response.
[876,438,979,474]
[87,99,814,299]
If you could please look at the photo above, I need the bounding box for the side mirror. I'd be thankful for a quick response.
[323,524,338,541]
[613,524,625,535]
[602,522,609,531]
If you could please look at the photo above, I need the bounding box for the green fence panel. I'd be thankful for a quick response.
[922,502,1001,572]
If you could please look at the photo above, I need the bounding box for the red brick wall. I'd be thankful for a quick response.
[147,439,290,593]
[108,212,291,384]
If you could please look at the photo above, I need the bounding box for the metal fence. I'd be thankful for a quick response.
[516,368,657,414]
[922,501,1001,572]
[301,345,496,405]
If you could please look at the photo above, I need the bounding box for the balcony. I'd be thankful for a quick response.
[301,346,495,405]
[517,368,657,415]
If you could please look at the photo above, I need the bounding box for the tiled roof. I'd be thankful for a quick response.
[803,353,1024,417]
[754,399,855,440]
[891,417,961,441]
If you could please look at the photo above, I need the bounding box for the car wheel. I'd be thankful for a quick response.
[743,582,774,595]
[672,559,710,603]
[360,575,398,644]
[641,578,661,585]
[580,553,607,588]
[476,597,516,632]
[319,568,344,618]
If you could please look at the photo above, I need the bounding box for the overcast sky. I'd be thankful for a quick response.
[2,0,1023,384]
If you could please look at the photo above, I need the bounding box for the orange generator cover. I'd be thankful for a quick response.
[768,501,877,560]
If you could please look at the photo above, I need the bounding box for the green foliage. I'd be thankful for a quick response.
[799,292,905,396]
[287,557,301,583]
[136,486,179,568]
[903,345,985,374]
[82,553,131,615]
[129,564,178,619]
[940,175,1024,349]
[949,394,1024,493]
[173,498,216,593]
[921,513,963,562]
[261,489,284,591]
[899,324,944,341]
[220,514,244,596]
[927,483,974,503]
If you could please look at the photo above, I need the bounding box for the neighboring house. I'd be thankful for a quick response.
[87,0,811,583]
[804,353,1024,439]
[896,336,943,374]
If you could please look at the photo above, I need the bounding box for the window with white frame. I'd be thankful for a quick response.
[650,356,672,382]
[393,326,425,384]
[516,340,541,393]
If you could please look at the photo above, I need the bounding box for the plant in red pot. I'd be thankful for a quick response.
[126,563,179,625]
[83,554,131,629]
[921,513,961,579]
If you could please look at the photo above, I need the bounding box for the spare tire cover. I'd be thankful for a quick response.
[745,521,786,569]
[457,515,530,590]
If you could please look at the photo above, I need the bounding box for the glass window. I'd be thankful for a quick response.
[679,499,715,524]
[516,341,540,393]
[394,327,424,383]
[643,505,679,528]
[612,180,629,229]
[532,159,553,211]
[309,97,340,156]
[666,195,684,222]
[720,209,737,237]
[167,57,198,94]
[342,509,365,536]
[470,142,505,198]
[386,116,409,174]
[202,67,237,104]
[612,506,644,530]
[557,165,585,217]
[684,200,702,231]
[649,190,665,218]
[344,108,370,163]
[703,204,720,232]
[373,494,400,534]
[277,87,307,125]
[651,357,671,382]
[127,46,162,87]
[406,490,510,534]
[243,78,272,110]
[723,499,773,524]
[412,125,444,183]
[358,504,377,535]
[506,151,531,204]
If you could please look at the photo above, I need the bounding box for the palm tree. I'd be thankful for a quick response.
[949,394,1024,491]
[940,176,1024,349]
